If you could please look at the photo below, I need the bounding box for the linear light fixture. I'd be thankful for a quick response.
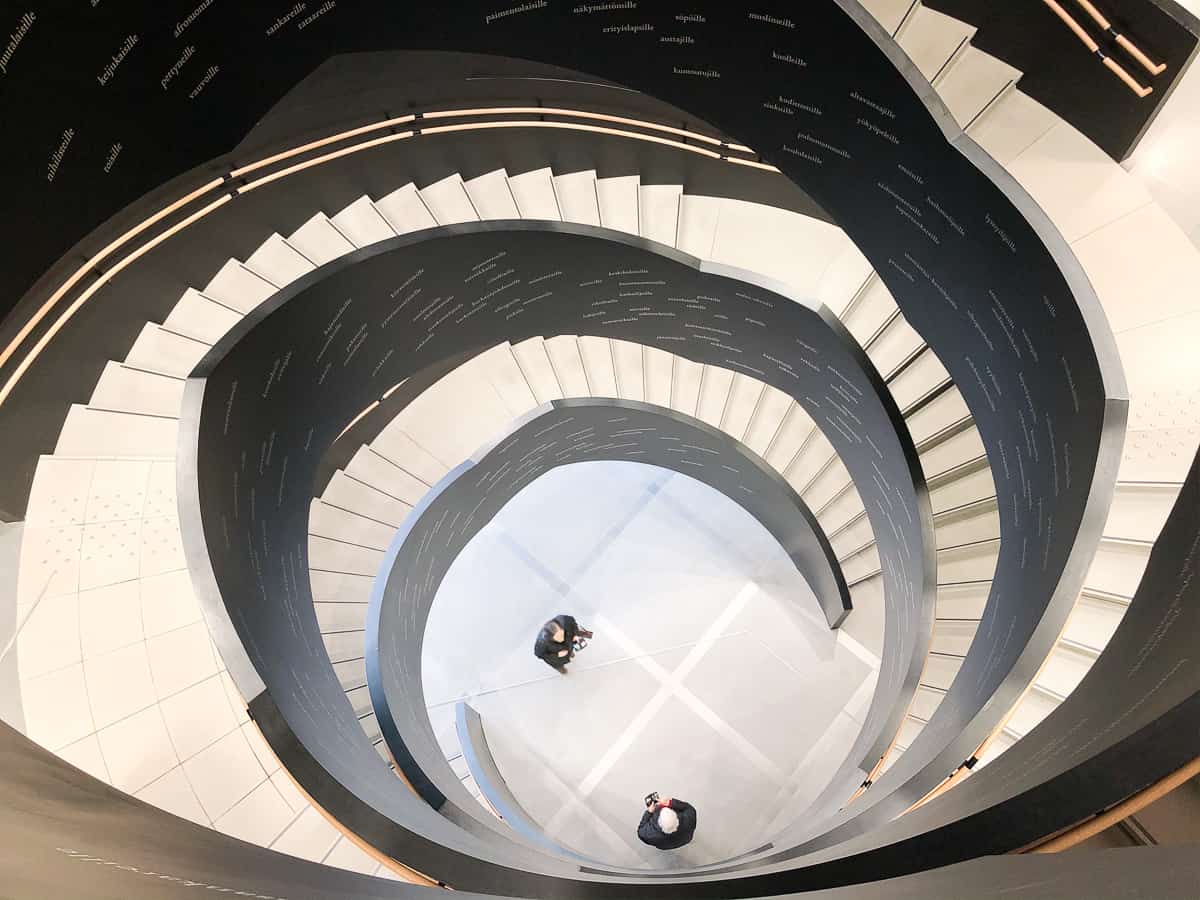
[1042,0,1154,97]
[1071,0,1167,75]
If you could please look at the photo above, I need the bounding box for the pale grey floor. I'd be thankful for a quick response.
[421,462,872,868]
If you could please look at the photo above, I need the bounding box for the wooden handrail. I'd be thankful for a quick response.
[1072,0,1168,75]
[1041,0,1154,97]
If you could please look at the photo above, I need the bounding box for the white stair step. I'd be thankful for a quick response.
[312,572,372,610]
[309,500,395,551]
[1062,592,1129,655]
[552,170,601,226]
[908,389,970,446]
[1004,686,1059,738]
[703,199,850,298]
[418,174,479,225]
[889,348,951,412]
[1084,538,1152,599]
[638,184,683,246]
[840,277,897,347]
[596,175,640,235]
[369,426,449,487]
[506,167,561,220]
[331,196,397,247]
[675,195,721,258]
[817,247,874,317]
[474,343,537,418]
[861,0,919,35]
[642,346,674,408]
[935,44,1020,127]
[288,212,356,266]
[919,426,985,480]
[719,373,764,442]
[55,405,178,457]
[935,581,991,620]
[935,502,1001,548]
[894,717,925,751]
[897,6,976,81]
[611,338,645,401]
[511,337,565,404]
[930,618,979,657]
[742,385,792,457]
[804,458,851,511]
[669,356,704,417]
[785,429,834,490]
[464,169,520,220]
[937,539,1000,584]
[966,89,1060,168]
[333,657,368,692]
[1103,482,1180,543]
[818,485,866,534]
[308,534,385,578]
[695,364,735,427]
[578,336,619,398]
[124,324,210,378]
[321,471,411,527]
[975,729,1017,769]
[929,464,996,514]
[203,260,278,314]
[921,653,965,691]
[763,404,816,474]
[160,289,242,346]
[89,362,185,419]
[543,335,590,397]
[909,685,947,722]
[244,233,317,286]
[867,314,924,378]
[375,183,439,234]
[841,544,881,584]
[344,446,429,507]
[831,515,875,559]
[392,361,515,465]
[1035,645,1093,700]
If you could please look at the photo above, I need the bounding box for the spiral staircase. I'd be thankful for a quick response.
[2,1,1200,897]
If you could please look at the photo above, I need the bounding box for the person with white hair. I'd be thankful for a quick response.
[637,793,697,850]
[533,613,593,673]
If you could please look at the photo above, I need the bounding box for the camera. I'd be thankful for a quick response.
[644,792,660,809]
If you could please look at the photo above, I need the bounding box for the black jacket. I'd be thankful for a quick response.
[533,614,579,668]
[637,800,697,850]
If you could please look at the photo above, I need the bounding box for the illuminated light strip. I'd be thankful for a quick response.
[1071,0,1167,75]
[420,120,724,159]
[335,400,380,442]
[420,105,732,147]
[0,194,233,408]
[725,156,781,173]
[229,115,418,178]
[1041,0,1153,97]
[381,379,407,400]
[0,177,225,373]
[239,131,416,192]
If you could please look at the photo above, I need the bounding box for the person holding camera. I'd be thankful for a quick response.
[533,614,593,673]
[637,792,697,850]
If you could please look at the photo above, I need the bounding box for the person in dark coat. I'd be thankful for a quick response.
[637,794,697,850]
[533,614,593,672]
